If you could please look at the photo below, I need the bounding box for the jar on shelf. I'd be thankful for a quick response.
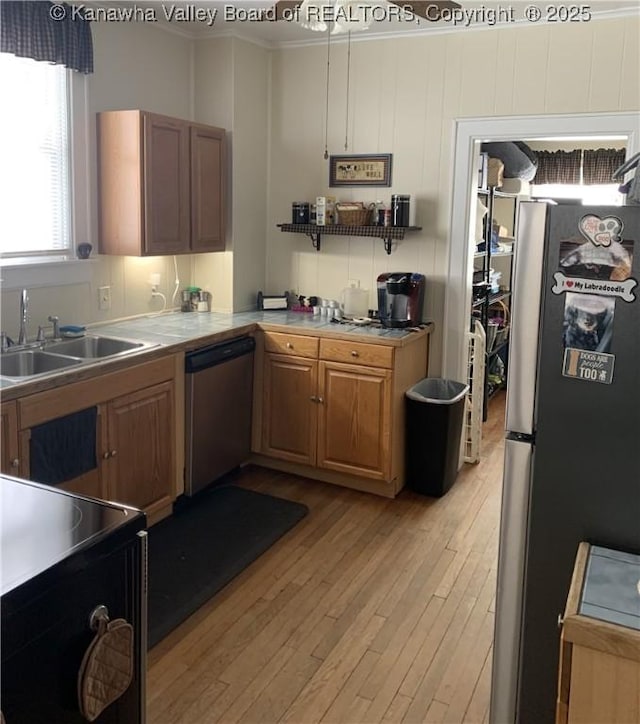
[391,194,410,227]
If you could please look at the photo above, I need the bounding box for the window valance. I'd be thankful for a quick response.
[533,150,581,185]
[533,148,626,186]
[582,148,626,185]
[0,1,93,74]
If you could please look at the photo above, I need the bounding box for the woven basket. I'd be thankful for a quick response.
[336,205,372,226]
[488,299,510,350]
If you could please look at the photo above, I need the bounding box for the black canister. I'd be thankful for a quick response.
[391,195,410,227]
[292,202,310,224]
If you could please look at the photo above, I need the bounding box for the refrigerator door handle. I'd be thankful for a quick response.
[490,437,533,724]
[505,202,547,436]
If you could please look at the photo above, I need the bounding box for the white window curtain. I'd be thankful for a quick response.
[0,52,71,257]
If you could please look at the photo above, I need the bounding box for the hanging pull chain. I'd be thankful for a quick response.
[344,30,352,151]
[324,28,331,160]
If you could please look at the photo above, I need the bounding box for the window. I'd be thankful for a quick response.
[0,53,71,259]
[530,183,624,206]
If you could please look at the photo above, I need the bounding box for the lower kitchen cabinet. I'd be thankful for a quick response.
[0,401,20,475]
[262,352,318,466]
[104,380,175,517]
[254,329,428,497]
[317,361,392,480]
[12,354,180,523]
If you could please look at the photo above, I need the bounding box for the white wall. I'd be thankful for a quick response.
[1,21,195,337]
[231,39,269,312]
[192,36,269,313]
[266,17,640,374]
[192,38,235,311]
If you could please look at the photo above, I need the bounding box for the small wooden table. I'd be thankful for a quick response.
[557,542,640,724]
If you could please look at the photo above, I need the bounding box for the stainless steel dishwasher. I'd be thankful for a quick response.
[184,336,255,496]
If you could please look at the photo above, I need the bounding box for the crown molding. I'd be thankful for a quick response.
[271,6,640,47]
[147,5,640,45]
[192,29,275,49]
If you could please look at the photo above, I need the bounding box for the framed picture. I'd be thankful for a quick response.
[329,154,392,187]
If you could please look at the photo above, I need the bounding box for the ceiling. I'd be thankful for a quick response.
[125,0,640,44]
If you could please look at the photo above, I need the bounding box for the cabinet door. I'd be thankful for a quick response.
[0,402,20,475]
[190,124,226,252]
[317,361,392,480]
[262,353,317,466]
[105,381,174,516]
[143,113,190,255]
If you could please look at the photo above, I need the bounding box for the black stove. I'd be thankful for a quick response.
[1,475,146,723]
[1,475,141,596]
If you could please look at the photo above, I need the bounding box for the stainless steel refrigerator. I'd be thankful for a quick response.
[490,201,640,723]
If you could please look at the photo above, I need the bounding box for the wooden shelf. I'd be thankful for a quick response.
[277,223,422,255]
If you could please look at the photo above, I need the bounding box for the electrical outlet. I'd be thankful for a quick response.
[149,272,161,288]
[348,279,360,288]
[98,285,111,311]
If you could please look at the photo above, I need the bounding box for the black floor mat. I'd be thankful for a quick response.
[147,484,308,648]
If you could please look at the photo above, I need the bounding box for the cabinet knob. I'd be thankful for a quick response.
[557,614,564,630]
[11,458,19,468]
[103,451,111,459]
[351,350,359,357]
[110,450,118,457]
[286,342,293,349]
[317,397,324,404]
[310,395,318,402]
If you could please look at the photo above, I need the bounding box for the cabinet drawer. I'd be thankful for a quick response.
[319,339,394,369]
[264,332,318,359]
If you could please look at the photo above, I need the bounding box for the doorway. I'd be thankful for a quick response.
[443,111,639,385]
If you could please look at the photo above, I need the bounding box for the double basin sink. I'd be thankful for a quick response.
[0,335,158,380]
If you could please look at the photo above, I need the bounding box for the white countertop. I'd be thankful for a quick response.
[92,310,428,344]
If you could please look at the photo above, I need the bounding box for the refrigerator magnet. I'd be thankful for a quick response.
[562,347,615,384]
[553,214,637,302]
[562,293,615,354]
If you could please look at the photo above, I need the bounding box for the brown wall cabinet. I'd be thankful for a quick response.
[98,110,226,256]
[254,330,428,497]
[12,354,180,524]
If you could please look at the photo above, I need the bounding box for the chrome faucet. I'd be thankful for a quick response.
[18,288,28,345]
[37,316,60,342]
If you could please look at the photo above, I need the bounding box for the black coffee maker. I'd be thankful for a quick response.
[377,272,426,328]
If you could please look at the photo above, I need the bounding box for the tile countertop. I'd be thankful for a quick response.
[0,311,433,399]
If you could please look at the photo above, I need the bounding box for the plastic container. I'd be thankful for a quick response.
[341,286,369,318]
[405,378,469,497]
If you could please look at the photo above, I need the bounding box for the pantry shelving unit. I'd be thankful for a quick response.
[473,186,519,419]
[277,223,422,255]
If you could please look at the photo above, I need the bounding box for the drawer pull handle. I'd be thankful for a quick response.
[557,614,564,629]
[351,350,359,357]
[286,342,293,349]
[11,458,19,468]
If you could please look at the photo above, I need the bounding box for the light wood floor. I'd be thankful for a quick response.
[147,395,506,724]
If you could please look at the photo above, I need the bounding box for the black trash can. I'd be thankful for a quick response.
[405,378,469,497]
